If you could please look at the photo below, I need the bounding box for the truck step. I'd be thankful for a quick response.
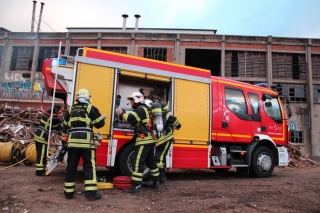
[230,150,247,153]
[231,165,248,167]
[230,145,247,153]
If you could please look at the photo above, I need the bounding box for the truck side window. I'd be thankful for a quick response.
[248,93,259,115]
[263,96,282,121]
[225,88,247,115]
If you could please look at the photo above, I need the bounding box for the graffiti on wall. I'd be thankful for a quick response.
[1,81,33,90]
[0,81,45,91]
[288,121,296,131]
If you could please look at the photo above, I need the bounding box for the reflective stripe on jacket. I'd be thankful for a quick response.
[62,103,105,149]
[123,104,156,145]
[34,110,61,144]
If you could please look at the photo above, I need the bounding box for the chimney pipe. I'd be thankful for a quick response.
[122,14,128,31]
[134,14,141,31]
[37,2,45,33]
[31,1,37,32]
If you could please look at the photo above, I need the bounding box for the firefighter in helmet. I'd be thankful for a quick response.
[116,92,160,194]
[156,102,181,184]
[62,88,106,200]
[34,105,61,176]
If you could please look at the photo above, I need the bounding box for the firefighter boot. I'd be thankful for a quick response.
[159,168,167,184]
[85,192,102,201]
[123,182,141,195]
[86,192,102,201]
[152,176,160,191]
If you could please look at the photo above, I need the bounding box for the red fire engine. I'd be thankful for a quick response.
[42,46,291,178]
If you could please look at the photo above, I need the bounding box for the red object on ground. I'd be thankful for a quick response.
[113,176,131,190]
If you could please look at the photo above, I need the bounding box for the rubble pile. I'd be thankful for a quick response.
[287,142,317,168]
[0,106,41,143]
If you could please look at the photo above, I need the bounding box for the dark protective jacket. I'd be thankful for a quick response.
[34,110,61,144]
[122,104,156,145]
[156,111,181,147]
[62,103,105,149]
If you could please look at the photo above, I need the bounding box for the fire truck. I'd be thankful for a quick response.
[42,46,291,178]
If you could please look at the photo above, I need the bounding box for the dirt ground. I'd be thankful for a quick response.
[1,159,320,213]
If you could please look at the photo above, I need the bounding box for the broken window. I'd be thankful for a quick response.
[225,51,266,78]
[272,53,306,79]
[312,54,320,80]
[10,46,34,71]
[101,47,127,54]
[143,48,167,62]
[37,46,65,71]
[0,46,3,68]
[274,83,307,102]
[313,85,320,103]
[69,46,83,56]
[290,131,303,144]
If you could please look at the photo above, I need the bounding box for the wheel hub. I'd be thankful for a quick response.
[257,153,272,171]
[127,151,150,174]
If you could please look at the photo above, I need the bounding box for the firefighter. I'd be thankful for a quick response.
[62,88,106,200]
[156,102,181,184]
[34,105,61,176]
[116,92,160,195]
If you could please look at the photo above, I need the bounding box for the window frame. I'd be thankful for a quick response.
[10,46,34,71]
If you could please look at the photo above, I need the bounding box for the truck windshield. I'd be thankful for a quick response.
[263,96,282,123]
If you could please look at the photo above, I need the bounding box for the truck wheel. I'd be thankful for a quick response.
[116,143,151,180]
[249,146,274,178]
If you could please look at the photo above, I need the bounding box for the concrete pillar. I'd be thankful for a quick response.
[30,33,39,83]
[97,32,101,50]
[174,34,180,64]
[220,35,225,77]
[266,35,272,87]
[306,39,314,156]
[130,33,135,55]
[65,33,70,55]
[0,32,9,82]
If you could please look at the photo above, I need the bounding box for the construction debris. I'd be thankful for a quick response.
[0,106,40,143]
[287,142,317,168]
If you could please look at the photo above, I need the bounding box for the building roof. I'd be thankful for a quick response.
[0,27,11,32]
[66,27,217,35]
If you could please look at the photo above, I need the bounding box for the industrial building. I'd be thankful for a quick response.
[0,13,320,157]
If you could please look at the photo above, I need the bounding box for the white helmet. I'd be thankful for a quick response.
[76,88,91,101]
[127,92,144,103]
[145,99,153,109]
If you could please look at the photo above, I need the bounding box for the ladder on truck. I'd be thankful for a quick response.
[45,42,78,175]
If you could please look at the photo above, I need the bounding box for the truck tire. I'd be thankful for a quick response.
[116,143,151,180]
[249,146,274,178]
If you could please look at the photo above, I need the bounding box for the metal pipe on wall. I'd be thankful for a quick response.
[37,2,45,33]
[122,14,128,31]
[134,14,141,31]
[31,1,37,32]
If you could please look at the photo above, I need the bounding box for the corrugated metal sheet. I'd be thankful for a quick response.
[173,79,210,144]
[76,63,115,135]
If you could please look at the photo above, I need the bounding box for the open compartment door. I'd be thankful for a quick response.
[75,63,115,166]
[172,79,211,168]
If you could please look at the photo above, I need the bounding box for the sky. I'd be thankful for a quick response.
[0,0,320,38]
